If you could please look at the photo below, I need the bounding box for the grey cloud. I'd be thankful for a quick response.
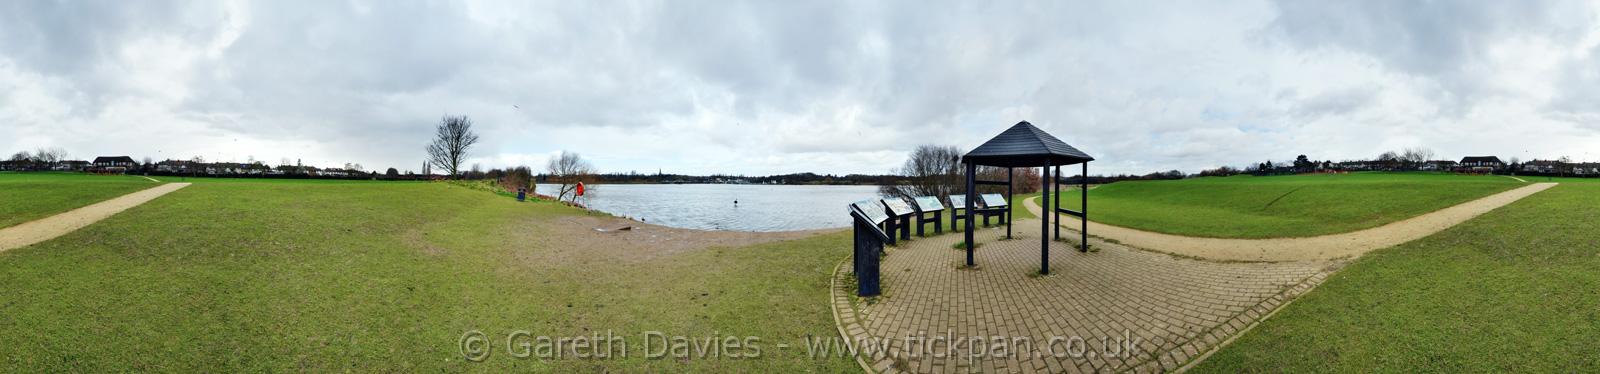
[4,1,1600,175]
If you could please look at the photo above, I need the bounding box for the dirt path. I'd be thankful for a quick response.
[1502,175,1528,183]
[0,183,191,252]
[1024,182,1557,262]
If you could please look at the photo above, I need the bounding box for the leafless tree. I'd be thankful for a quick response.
[9,151,30,162]
[546,151,595,201]
[33,147,67,164]
[1400,147,1434,164]
[425,115,480,178]
[500,165,534,192]
[879,145,964,200]
[1376,151,1400,162]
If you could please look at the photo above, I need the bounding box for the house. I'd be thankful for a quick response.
[1458,156,1504,173]
[1520,159,1565,174]
[1573,163,1600,176]
[155,159,195,173]
[91,156,138,173]
[53,160,90,171]
[1336,161,1375,171]
[0,160,28,171]
[1420,160,1458,171]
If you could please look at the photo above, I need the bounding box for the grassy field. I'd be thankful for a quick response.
[0,179,855,371]
[1042,173,1523,238]
[0,172,156,228]
[1193,182,1600,372]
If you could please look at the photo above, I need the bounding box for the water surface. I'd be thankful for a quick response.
[534,184,880,232]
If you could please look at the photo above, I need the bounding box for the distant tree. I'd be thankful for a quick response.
[1293,155,1312,173]
[500,165,534,193]
[879,145,964,201]
[10,151,30,162]
[385,168,400,177]
[1377,151,1399,162]
[1400,147,1434,169]
[545,151,595,202]
[1198,166,1241,177]
[425,115,480,178]
[33,147,67,164]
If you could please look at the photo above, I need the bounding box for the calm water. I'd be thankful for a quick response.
[534,184,881,232]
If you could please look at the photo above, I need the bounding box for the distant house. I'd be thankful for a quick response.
[91,156,138,173]
[1458,156,1504,173]
[1337,161,1375,171]
[54,160,90,171]
[155,159,194,173]
[1520,160,1564,174]
[1420,160,1458,171]
[0,160,28,171]
[1573,163,1600,176]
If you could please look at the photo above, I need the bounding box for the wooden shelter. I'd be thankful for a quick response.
[961,121,1094,274]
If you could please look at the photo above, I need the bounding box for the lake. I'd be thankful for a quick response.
[534,184,881,232]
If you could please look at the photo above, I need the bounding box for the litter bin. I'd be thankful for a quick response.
[516,188,527,202]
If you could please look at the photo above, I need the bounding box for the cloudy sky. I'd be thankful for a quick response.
[4,1,1600,176]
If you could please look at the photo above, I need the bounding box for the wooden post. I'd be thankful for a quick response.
[900,213,911,241]
[1041,159,1051,275]
[852,214,882,297]
[1082,162,1089,253]
[965,163,976,266]
[1006,167,1013,239]
[1054,165,1061,241]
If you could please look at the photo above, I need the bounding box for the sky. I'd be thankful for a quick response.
[4,0,1600,176]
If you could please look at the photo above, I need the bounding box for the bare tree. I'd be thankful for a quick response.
[33,147,67,164]
[879,145,964,200]
[1400,147,1434,164]
[500,165,534,192]
[425,115,480,178]
[545,151,595,202]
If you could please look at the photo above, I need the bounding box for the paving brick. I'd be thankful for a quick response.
[829,222,1335,373]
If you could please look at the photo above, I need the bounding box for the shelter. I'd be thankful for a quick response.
[961,121,1094,274]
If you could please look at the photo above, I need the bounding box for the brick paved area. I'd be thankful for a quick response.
[831,221,1341,373]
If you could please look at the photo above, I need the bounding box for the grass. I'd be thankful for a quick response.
[1041,172,1523,239]
[0,179,854,371]
[0,172,157,228]
[1193,183,1600,372]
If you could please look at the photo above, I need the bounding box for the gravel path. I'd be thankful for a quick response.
[1025,182,1557,262]
[0,183,190,252]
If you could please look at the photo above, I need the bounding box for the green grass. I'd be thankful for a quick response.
[1042,173,1523,238]
[1193,183,1600,372]
[0,172,156,228]
[0,179,854,371]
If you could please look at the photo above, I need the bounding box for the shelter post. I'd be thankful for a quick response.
[1040,159,1051,275]
[1053,165,1061,241]
[1006,167,1013,238]
[964,162,976,266]
[1081,162,1088,252]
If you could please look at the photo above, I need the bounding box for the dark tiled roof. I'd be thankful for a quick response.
[93,156,136,164]
[962,121,1094,167]
[1459,156,1503,164]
